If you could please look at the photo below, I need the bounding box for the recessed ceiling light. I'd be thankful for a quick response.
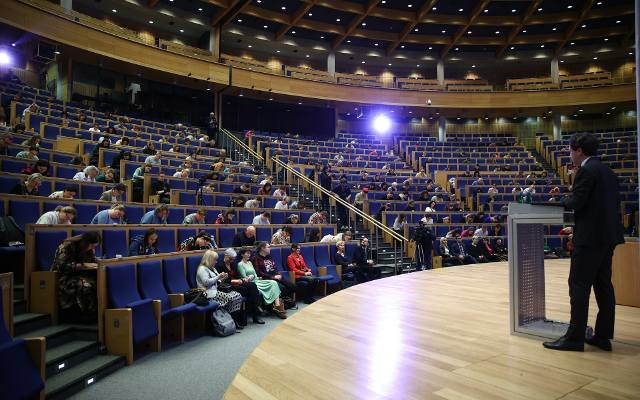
[298,102,302,105]
[263,25,268,29]
[472,64,476,68]
[510,46,515,50]
[596,1,602,4]
[276,50,280,53]
[237,19,242,22]
[567,5,573,9]
[111,9,117,12]
[604,38,608,41]
[612,106,616,109]
[629,52,633,55]
[361,61,365,64]
[388,63,392,66]
[428,46,432,50]
[455,47,459,51]
[495,31,500,34]
[414,28,419,32]
[560,60,564,63]
[305,54,310,57]
[606,112,610,115]
[570,42,575,45]
[291,31,296,34]
[408,4,413,8]
[281,6,286,9]
[401,45,405,48]
[540,44,545,48]
[362,22,366,26]
[417,64,420,67]
[552,27,557,31]
[458,8,463,12]
[269,98,273,101]
[308,13,312,16]
[54,50,60,54]
[538,7,543,11]
[11,43,15,47]
[148,20,154,24]
[198,7,203,11]
[441,30,446,33]
[374,43,379,46]
[381,0,386,3]
[522,29,527,33]
[581,24,586,28]
[206,88,210,91]
[511,9,516,12]
[347,40,351,43]
[239,93,243,97]
[432,6,436,10]
[179,29,184,33]
[579,109,584,112]
[336,18,341,22]
[593,57,598,60]
[320,36,325,39]
[248,45,252,48]
[467,31,472,34]
[257,0,261,3]
[616,20,621,24]
[484,9,488,13]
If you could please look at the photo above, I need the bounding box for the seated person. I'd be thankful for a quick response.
[151,173,171,204]
[334,240,357,279]
[11,173,42,196]
[233,226,256,247]
[305,228,321,243]
[285,214,299,224]
[308,210,328,224]
[179,231,216,251]
[252,212,271,225]
[99,183,126,203]
[36,205,76,225]
[352,238,381,282]
[253,242,296,301]
[237,248,286,319]
[450,238,477,265]
[183,208,206,224]
[197,250,246,329]
[233,183,251,195]
[271,226,292,245]
[73,165,99,182]
[91,204,126,224]
[96,168,117,183]
[16,145,39,160]
[140,204,169,224]
[48,186,77,199]
[286,243,319,304]
[439,238,463,267]
[320,230,352,243]
[52,231,101,323]
[20,159,49,176]
[466,237,490,263]
[215,210,235,224]
[128,228,160,256]
[217,248,265,324]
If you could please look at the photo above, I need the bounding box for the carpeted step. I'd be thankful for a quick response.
[45,340,101,379]
[45,354,126,400]
[13,312,50,336]
[13,298,27,315]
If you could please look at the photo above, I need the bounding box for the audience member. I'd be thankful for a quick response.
[16,145,39,160]
[96,168,116,183]
[0,132,12,155]
[198,250,246,329]
[305,228,321,243]
[236,248,286,319]
[308,210,328,224]
[215,210,235,224]
[179,231,216,251]
[333,176,352,228]
[451,238,477,264]
[252,211,271,225]
[11,173,42,196]
[334,240,357,279]
[271,226,292,245]
[49,186,77,199]
[183,208,207,224]
[21,159,49,176]
[257,182,272,196]
[152,173,171,203]
[99,183,126,203]
[128,228,160,256]
[287,243,319,304]
[233,226,256,247]
[320,230,352,243]
[413,220,436,270]
[217,248,265,325]
[36,205,76,225]
[352,238,380,282]
[73,166,99,182]
[91,205,126,224]
[141,204,169,224]
[52,231,101,323]
[467,237,490,263]
[439,238,463,267]
[253,242,296,302]
[274,196,290,210]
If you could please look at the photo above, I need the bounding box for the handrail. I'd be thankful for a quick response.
[220,128,264,162]
[219,129,406,243]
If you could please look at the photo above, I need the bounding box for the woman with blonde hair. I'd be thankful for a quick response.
[197,250,246,329]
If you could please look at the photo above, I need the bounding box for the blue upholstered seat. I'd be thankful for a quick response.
[35,231,68,270]
[162,258,218,313]
[301,246,333,282]
[255,227,270,242]
[103,230,128,259]
[9,200,39,230]
[106,263,159,344]
[137,260,196,318]
[186,255,202,288]
[218,227,236,248]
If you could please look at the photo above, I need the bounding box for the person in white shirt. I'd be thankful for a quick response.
[48,186,77,199]
[252,212,271,225]
[144,151,162,166]
[274,197,290,210]
[259,176,273,186]
[473,227,489,238]
[272,186,287,199]
[244,199,260,208]
[424,201,437,213]
[22,102,39,117]
[36,206,76,225]
[320,231,353,243]
[88,123,101,133]
[73,166,99,182]
[173,169,189,178]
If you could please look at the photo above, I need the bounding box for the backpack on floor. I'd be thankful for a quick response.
[210,309,236,337]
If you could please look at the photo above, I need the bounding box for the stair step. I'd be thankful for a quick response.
[14,284,25,301]
[13,298,27,315]
[46,340,101,378]
[45,354,126,399]
[17,325,80,349]
[14,313,50,336]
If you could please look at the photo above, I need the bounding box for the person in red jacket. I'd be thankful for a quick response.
[286,243,319,304]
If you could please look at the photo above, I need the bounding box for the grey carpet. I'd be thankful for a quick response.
[70,306,305,400]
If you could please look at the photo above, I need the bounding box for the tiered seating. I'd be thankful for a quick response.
[560,71,614,88]
[507,76,560,91]
[285,66,336,83]
[336,73,384,88]
[397,78,444,91]
[220,54,279,75]
[444,79,492,92]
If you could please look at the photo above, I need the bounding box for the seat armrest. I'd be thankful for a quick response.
[24,337,46,387]
[287,271,296,282]
[30,271,59,324]
[168,294,184,308]
[317,267,327,276]
[104,308,133,365]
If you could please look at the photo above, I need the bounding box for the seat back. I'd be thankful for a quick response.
[177,228,196,245]
[124,206,145,225]
[137,260,170,310]
[74,203,97,224]
[162,258,189,294]
[300,246,318,268]
[106,263,141,308]
[280,247,292,271]
[256,227,270,242]
[186,255,202,288]
[36,231,68,271]
[291,227,304,244]
[218,227,235,248]
[155,229,176,253]
[167,209,184,224]
[103,230,128,259]
[9,200,39,231]
[315,245,333,267]
[0,286,11,344]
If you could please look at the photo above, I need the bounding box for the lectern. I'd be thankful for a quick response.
[507,203,589,339]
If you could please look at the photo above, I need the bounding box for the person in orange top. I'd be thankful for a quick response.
[286,243,319,304]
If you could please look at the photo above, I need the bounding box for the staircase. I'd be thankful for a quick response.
[13,285,126,399]
[352,221,414,275]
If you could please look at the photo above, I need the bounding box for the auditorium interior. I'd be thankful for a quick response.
[0,0,639,399]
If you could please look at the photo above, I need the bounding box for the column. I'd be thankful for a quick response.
[437,116,446,142]
[550,56,560,84]
[436,60,445,85]
[209,26,221,61]
[552,113,562,140]
[327,52,336,77]
[60,0,72,12]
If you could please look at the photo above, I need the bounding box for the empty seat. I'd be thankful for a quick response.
[218,227,236,248]
[177,228,197,245]
[256,227,271,242]
[81,184,104,200]
[162,258,217,314]
[137,260,196,320]
[9,200,40,230]
[74,203,98,224]
[270,247,284,271]
[103,230,128,259]
[35,231,68,270]
[125,206,145,224]
[239,210,254,224]
[155,229,176,253]
[167,209,184,224]
[291,227,304,243]
[106,263,161,365]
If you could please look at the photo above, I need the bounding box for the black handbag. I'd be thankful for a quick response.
[218,282,234,293]
[184,288,209,306]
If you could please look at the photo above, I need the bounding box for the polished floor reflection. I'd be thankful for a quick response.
[225,260,640,400]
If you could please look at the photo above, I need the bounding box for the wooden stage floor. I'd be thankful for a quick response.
[224,260,640,400]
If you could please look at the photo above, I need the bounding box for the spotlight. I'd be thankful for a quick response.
[0,51,11,65]
[372,114,391,134]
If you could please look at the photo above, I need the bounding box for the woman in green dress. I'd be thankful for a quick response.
[236,248,287,319]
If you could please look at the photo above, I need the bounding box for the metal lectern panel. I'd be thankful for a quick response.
[516,224,546,327]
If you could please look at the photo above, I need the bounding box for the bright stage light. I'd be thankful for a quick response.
[0,51,10,65]
[373,114,391,134]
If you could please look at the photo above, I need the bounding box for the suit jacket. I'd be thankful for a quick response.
[562,157,624,247]
[450,241,467,257]
[352,245,370,267]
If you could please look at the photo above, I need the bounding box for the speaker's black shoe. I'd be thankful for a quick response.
[542,336,584,352]
[252,317,265,324]
[585,335,612,351]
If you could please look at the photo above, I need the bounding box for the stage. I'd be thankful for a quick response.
[224,260,640,400]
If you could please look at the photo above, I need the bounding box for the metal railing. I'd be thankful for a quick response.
[219,128,409,273]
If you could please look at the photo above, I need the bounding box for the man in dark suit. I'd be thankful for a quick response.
[543,133,624,352]
[353,238,381,282]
